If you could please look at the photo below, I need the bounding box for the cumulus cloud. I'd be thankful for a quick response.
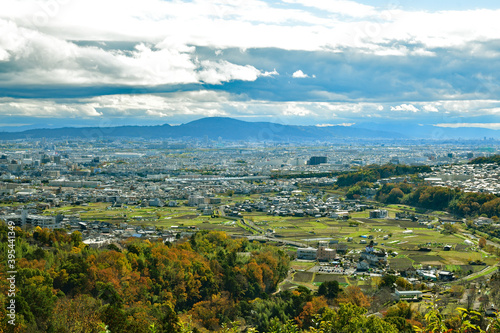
[3,92,500,127]
[197,60,262,84]
[423,104,439,112]
[390,104,420,112]
[0,19,269,87]
[323,103,364,113]
[282,103,314,116]
[3,0,500,53]
[292,70,309,78]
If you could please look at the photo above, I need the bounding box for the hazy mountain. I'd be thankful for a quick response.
[0,117,498,141]
[0,117,404,141]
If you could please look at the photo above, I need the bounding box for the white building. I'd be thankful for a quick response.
[188,195,205,206]
[394,290,422,301]
[297,247,318,260]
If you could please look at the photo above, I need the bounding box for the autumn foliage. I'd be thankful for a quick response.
[0,227,290,332]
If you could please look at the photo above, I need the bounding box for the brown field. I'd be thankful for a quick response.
[409,254,444,264]
[389,257,414,270]
[392,220,423,228]
[178,215,199,219]
[313,274,347,283]
[293,271,314,283]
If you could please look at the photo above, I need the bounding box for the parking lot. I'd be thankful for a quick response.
[310,264,356,275]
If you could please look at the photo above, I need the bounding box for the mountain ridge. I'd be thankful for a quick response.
[0,117,405,141]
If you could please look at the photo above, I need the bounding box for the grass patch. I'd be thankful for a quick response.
[465,265,499,281]
[290,261,316,271]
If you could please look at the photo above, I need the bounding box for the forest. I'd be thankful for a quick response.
[469,156,500,165]
[374,182,500,218]
[270,164,431,181]
[2,224,500,332]
[335,164,431,188]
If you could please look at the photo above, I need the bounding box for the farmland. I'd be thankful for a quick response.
[41,196,498,284]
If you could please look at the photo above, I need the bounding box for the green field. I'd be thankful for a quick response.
[290,260,316,271]
[43,202,247,232]
[41,198,499,273]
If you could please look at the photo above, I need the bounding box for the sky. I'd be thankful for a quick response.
[1,0,500,130]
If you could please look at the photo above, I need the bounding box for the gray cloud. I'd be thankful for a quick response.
[1,1,500,128]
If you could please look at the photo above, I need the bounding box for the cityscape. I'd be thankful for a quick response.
[3,0,500,332]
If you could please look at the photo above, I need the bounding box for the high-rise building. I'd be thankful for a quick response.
[307,156,327,165]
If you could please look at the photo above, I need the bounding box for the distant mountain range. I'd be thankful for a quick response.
[0,117,497,141]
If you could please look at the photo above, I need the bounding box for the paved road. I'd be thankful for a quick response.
[165,176,270,182]
[455,262,499,283]
[311,265,357,275]
[242,218,264,234]
[456,232,500,282]
[462,232,500,249]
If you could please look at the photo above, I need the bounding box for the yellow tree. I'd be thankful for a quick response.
[336,286,371,308]
[479,237,487,248]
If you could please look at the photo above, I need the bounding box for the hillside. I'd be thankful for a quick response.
[0,117,403,141]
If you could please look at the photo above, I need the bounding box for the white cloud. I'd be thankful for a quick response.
[323,103,363,113]
[0,93,226,118]
[197,60,262,84]
[0,19,271,87]
[423,104,439,112]
[4,92,500,124]
[145,110,170,117]
[0,99,102,118]
[2,0,500,124]
[316,123,354,127]
[282,103,314,116]
[0,48,9,61]
[3,0,500,55]
[435,123,500,130]
[262,69,279,77]
[292,70,309,78]
[390,104,419,112]
[438,100,498,115]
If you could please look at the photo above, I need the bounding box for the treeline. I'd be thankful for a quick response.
[270,172,339,179]
[271,164,431,182]
[0,227,289,332]
[336,164,431,187]
[469,155,500,164]
[375,183,500,217]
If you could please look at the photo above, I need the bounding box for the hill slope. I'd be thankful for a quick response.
[0,117,404,141]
